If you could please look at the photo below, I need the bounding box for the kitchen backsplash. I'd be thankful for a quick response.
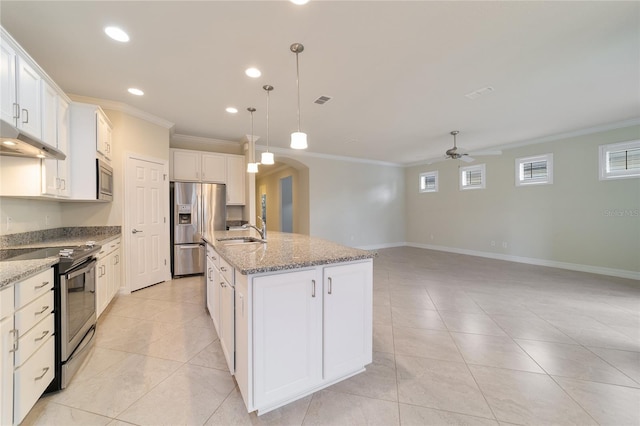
[0,226,121,248]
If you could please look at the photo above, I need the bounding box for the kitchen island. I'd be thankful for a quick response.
[202,230,375,415]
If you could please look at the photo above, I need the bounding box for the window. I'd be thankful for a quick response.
[460,164,485,190]
[419,171,438,193]
[516,153,553,186]
[599,140,640,180]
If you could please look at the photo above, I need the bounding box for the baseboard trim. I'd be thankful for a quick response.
[403,242,640,281]
[356,242,407,251]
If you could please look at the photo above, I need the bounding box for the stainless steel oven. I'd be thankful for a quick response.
[97,158,113,201]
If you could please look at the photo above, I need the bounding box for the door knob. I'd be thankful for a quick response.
[132,229,143,234]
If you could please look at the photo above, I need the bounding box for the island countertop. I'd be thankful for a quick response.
[201,230,376,275]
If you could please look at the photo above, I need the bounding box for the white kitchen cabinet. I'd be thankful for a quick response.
[15,56,42,139]
[322,263,373,381]
[252,269,323,408]
[202,153,226,183]
[234,259,373,415]
[0,268,54,425]
[171,149,246,205]
[96,238,121,317]
[0,39,17,124]
[206,257,216,320]
[41,86,70,197]
[97,109,112,160]
[226,154,245,205]
[218,256,235,374]
[0,286,14,426]
[172,150,201,181]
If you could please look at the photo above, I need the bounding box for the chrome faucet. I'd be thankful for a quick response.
[242,194,267,240]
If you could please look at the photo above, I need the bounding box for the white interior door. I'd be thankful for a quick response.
[127,155,169,291]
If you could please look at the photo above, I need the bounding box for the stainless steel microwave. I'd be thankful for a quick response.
[97,159,113,201]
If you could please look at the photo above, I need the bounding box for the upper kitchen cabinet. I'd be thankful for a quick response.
[170,149,245,205]
[69,102,113,200]
[71,102,112,164]
[226,154,245,205]
[1,28,43,140]
[41,84,70,197]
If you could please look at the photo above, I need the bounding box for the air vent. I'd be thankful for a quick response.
[314,95,332,105]
[465,86,494,100]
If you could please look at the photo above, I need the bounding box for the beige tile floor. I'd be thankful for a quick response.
[22,247,640,425]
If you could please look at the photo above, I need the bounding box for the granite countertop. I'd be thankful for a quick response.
[201,230,376,275]
[0,228,121,289]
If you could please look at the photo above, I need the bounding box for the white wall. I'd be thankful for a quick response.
[0,198,62,235]
[405,124,640,276]
[283,154,406,248]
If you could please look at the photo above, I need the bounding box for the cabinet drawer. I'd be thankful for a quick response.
[14,291,53,337]
[15,268,54,310]
[15,312,54,367]
[13,335,54,425]
[207,245,221,268]
[0,286,13,320]
[219,256,234,284]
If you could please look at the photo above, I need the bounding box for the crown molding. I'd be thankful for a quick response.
[67,94,175,129]
[406,118,640,168]
[171,133,242,147]
[254,144,401,167]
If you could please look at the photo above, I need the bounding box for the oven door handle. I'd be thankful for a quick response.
[66,260,96,281]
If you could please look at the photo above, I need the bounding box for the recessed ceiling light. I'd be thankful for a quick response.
[2,140,16,146]
[225,107,238,114]
[245,68,262,78]
[127,88,144,96]
[290,0,310,4]
[104,26,130,43]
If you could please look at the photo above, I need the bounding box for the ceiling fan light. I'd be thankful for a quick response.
[247,162,259,173]
[261,151,275,165]
[290,132,308,150]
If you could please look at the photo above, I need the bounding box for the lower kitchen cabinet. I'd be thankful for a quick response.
[206,245,234,374]
[1,286,14,426]
[236,259,373,415]
[1,268,55,425]
[96,238,121,317]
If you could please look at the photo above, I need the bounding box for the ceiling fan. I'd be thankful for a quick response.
[443,130,502,163]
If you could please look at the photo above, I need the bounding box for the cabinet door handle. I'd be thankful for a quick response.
[61,179,66,190]
[13,103,19,120]
[35,305,49,315]
[207,268,212,280]
[34,330,50,342]
[328,277,333,295]
[21,108,29,124]
[8,329,18,353]
[34,281,50,290]
[220,266,226,272]
[312,279,316,298]
[220,281,225,288]
[34,367,50,381]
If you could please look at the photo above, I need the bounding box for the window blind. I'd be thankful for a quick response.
[608,148,640,172]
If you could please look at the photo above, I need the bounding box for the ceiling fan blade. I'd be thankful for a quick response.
[467,149,502,156]
[460,155,475,163]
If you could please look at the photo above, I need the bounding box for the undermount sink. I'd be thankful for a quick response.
[217,236,266,246]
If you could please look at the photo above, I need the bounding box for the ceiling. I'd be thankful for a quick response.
[2,1,638,165]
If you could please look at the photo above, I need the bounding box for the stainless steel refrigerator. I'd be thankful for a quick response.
[170,182,226,276]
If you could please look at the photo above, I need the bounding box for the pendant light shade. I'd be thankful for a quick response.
[261,85,275,165]
[261,151,274,165]
[247,107,259,174]
[290,43,308,150]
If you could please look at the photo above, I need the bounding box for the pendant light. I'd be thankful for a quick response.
[290,42,307,150]
[261,85,275,165]
[247,107,259,173]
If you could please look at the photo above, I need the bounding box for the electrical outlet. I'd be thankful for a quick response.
[6,216,12,231]
[502,241,508,248]
[491,240,496,247]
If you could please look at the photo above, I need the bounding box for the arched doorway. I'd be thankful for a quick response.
[255,157,310,235]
